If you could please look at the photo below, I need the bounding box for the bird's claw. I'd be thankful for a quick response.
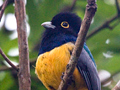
[61,72,75,86]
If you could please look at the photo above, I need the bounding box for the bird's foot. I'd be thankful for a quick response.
[61,72,65,81]
[61,72,75,86]
[68,75,75,86]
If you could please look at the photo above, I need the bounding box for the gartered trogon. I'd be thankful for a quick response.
[35,12,101,90]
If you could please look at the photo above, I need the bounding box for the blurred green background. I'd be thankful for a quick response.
[0,0,120,90]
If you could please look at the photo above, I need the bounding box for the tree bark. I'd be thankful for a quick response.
[14,0,31,90]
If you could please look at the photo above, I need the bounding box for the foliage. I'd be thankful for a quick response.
[0,0,120,90]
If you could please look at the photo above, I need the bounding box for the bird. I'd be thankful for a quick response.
[35,12,101,90]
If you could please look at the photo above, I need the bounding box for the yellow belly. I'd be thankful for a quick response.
[35,42,88,90]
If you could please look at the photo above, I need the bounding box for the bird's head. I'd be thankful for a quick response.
[41,12,81,37]
[39,12,82,54]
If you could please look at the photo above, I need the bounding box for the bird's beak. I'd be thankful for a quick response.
[41,21,56,29]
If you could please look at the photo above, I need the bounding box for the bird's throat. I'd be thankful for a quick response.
[38,33,77,55]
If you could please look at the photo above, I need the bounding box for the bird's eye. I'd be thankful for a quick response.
[61,21,69,28]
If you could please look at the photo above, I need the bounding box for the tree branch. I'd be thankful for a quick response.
[101,70,120,85]
[70,0,77,11]
[0,0,14,9]
[112,80,120,90]
[0,48,18,71]
[14,0,31,90]
[60,0,77,12]
[86,14,120,39]
[0,59,36,72]
[115,0,120,15]
[87,0,120,39]
[0,0,14,21]
[0,66,13,71]
[0,0,8,21]
[57,0,97,90]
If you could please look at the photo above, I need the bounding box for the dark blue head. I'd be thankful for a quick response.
[39,12,82,55]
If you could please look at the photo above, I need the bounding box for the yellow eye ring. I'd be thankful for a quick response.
[61,21,69,28]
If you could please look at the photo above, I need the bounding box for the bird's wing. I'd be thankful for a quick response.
[77,48,101,90]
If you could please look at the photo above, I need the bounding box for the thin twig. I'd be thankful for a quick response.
[0,66,13,71]
[0,0,8,21]
[86,14,120,39]
[0,0,14,9]
[0,59,36,72]
[57,0,97,89]
[110,19,120,30]
[70,0,77,11]
[87,0,120,39]
[115,0,120,15]
[0,65,19,71]
[101,71,120,85]
[60,0,77,12]
[0,5,2,10]
[0,48,18,71]
[112,80,120,90]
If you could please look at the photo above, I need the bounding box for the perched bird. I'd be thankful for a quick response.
[35,12,101,90]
